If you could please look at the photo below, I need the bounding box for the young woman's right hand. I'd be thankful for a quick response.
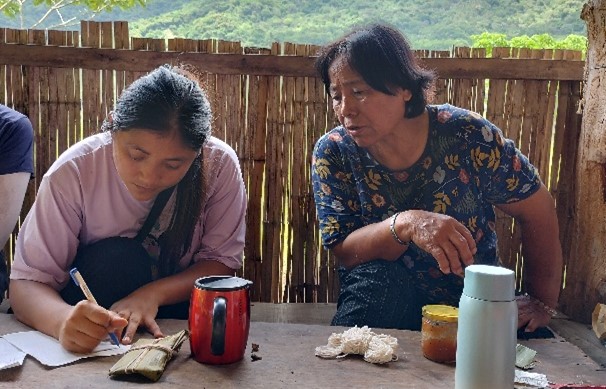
[58,300,127,353]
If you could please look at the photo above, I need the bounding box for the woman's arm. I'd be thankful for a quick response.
[332,210,476,276]
[330,216,406,268]
[496,184,563,331]
[0,172,30,248]
[9,279,127,353]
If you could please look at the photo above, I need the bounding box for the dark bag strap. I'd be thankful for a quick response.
[134,186,175,243]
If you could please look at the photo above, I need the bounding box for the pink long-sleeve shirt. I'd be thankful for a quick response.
[11,131,246,290]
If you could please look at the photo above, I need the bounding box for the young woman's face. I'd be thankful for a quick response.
[112,129,199,201]
[328,58,412,148]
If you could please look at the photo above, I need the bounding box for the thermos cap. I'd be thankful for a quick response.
[194,275,253,291]
[462,264,515,302]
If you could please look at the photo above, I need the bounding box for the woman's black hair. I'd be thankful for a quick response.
[315,23,436,118]
[102,64,210,276]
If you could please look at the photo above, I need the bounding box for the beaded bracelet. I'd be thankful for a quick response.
[520,293,558,317]
[389,212,410,245]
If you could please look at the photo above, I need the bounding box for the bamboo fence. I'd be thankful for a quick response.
[0,21,584,304]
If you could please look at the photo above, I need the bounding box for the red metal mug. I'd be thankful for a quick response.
[189,275,253,364]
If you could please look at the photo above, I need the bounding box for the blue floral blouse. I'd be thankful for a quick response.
[311,104,541,304]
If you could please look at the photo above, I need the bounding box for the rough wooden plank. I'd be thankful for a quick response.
[552,80,577,274]
[263,73,280,302]
[47,31,67,158]
[246,74,269,302]
[472,47,487,115]
[114,21,129,97]
[488,48,516,271]
[308,75,340,303]
[290,44,314,303]
[291,76,310,302]
[431,50,451,104]
[4,29,17,108]
[281,43,296,302]
[540,60,559,191]
[452,47,473,110]
[264,43,285,303]
[81,21,102,136]
[509,48,535,283]
[101,22,114,122]
[549,317,606,368]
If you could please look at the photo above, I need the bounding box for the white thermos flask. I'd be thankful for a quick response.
[455,264,517,389]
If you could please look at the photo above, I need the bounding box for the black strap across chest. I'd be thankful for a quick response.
[134,186,175,243]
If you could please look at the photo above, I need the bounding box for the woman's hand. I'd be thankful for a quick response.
[110,289,164,345]
[516,294,554,331]
[398,210,477,277]
[58,300,127,353]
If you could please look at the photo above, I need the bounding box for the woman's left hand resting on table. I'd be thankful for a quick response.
[109,287,163,345]
[516,293,556,332]
[109,259,234,345]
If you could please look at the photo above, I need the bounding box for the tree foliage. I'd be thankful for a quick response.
[0,0,588,51]
[471,31,587,56]
[0,0,146,28]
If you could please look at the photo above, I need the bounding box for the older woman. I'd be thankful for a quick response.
[311,24,562,332]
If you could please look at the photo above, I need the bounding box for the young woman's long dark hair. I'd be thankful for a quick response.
[102,64,211,276]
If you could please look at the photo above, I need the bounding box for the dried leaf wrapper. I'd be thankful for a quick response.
[109,330,189,381]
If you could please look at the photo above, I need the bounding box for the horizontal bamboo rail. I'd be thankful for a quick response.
[0,42,584,80]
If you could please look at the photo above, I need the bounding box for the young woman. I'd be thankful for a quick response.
[312,24,562,332]
[9,65,247,353]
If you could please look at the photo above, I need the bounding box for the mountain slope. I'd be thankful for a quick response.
[1,0,587,50]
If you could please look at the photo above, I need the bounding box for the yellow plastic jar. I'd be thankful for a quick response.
[421,304,459,364]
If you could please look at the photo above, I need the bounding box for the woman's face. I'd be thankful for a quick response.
[328,57,412,148]
[112,129,199,201]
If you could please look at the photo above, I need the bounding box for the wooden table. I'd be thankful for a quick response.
[0,311,604,388]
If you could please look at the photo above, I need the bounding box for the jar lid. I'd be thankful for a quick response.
[462,264,515,301]
[422,304,459,322]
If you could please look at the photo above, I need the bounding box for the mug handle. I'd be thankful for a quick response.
[211,296,226,355]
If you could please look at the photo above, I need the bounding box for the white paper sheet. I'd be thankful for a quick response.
[2,331,130,367]
[514,369,549,388]
[0,337,26,370]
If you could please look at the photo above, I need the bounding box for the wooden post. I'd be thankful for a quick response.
[560,0,606,323]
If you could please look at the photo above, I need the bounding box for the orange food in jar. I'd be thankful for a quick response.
[421,304,458,364]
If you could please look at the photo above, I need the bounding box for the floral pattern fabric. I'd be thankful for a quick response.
[311,104,541,305]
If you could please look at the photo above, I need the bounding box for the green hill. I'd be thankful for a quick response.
[1,0,587,50]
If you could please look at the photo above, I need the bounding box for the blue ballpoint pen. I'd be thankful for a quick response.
[69,268,121,346]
